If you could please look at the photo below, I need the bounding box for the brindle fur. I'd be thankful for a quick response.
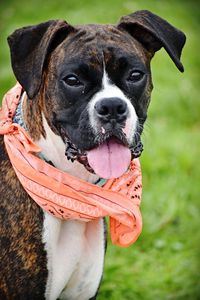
[0,136,48,299]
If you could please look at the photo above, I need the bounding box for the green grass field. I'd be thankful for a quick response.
[0,0,199,299]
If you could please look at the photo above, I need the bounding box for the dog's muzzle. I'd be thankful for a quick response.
[62,97,143,177]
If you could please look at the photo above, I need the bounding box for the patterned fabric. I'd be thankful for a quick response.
[0,83,143,247]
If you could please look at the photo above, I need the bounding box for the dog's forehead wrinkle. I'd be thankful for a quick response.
[75,24,121,39]
[52,23,148,70]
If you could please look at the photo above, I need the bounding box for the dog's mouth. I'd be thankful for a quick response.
[61,127,143,179]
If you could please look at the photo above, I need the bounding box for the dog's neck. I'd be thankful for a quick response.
[36,115,99,183]
[22,95,99,183]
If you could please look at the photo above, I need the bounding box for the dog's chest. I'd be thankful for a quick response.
[43,214,105,300]
[33,115,105,299]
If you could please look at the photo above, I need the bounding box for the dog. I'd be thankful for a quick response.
[0,10,185,300]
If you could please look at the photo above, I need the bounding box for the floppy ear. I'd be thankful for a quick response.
[117,10,186,72]
[8,20,76,99]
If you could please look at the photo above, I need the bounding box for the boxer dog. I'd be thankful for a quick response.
[0,10,186,300]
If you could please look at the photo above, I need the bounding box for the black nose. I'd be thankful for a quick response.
[94,97,128,123]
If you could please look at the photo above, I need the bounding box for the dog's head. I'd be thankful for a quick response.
[8,10,186,179]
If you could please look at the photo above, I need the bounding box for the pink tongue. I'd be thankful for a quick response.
[87,139,131,179]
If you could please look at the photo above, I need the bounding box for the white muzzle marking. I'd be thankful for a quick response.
[88,71,137,145]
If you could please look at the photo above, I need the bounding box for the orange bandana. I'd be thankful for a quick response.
[0,83,142,247]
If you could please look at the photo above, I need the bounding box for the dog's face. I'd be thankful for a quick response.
[45,25,150,150]
[8,11,185,178]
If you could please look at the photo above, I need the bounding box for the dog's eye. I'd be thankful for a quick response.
[128,71,144,83]
[62,75,82,87]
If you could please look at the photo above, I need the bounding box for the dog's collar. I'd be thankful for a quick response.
[13,91,27,131]
[94,177,107,187]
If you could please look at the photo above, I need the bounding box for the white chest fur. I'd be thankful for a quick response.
[35,116,105,300]
[43,215,105,300]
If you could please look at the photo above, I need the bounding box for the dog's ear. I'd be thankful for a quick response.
[8,20,76,99]
[117,10,186,72]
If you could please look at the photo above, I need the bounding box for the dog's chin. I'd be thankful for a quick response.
[62,128,143,179]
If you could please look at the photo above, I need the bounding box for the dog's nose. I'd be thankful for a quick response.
[94,97,128,123]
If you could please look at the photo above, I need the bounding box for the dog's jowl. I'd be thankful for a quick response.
[0,10,185,300]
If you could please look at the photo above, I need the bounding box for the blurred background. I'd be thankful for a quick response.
[0,0,199,299]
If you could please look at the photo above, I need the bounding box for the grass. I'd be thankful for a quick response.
[0,0,200,299]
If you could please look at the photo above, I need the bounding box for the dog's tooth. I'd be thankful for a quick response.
[101,127,106,134]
